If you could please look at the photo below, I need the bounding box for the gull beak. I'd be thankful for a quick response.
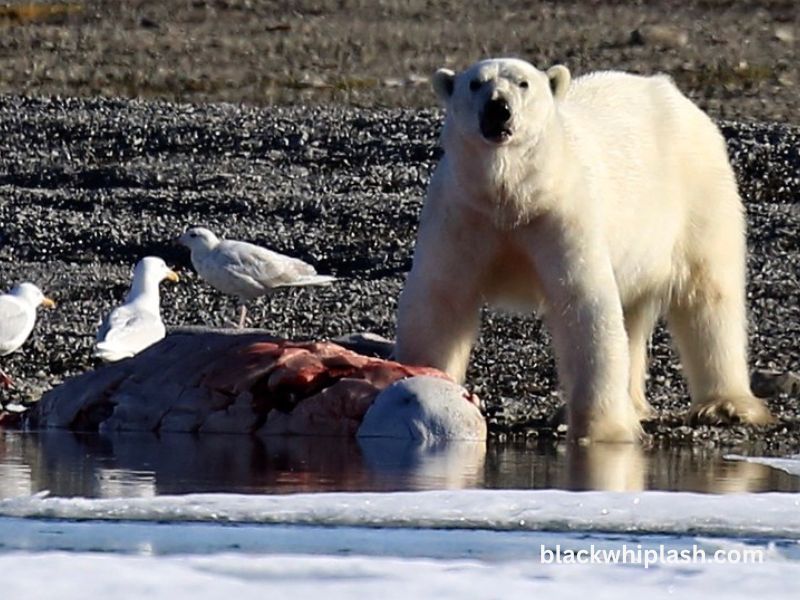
[166,270,180,283]
[41,297,57,309]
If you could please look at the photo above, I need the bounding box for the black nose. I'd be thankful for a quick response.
[484,98,511,124]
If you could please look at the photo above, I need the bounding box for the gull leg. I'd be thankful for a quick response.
[0,368,14,389]
[254,296,272,331]
[287,295,296,338]
[237,304,248,329]
[266,295,275,331]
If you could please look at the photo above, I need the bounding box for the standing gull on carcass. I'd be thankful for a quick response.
[94,256,180,362]
[0,282,55,388]
[177,226,336,328]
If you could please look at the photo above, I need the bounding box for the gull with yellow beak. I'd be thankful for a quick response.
[94,256,179,362]
[0,282,56,389]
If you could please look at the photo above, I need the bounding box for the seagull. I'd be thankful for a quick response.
[94,256,179,363]
[177,226,336,328]
[0,282,56,389]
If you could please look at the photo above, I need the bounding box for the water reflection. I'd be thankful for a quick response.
[0,430,797,498]
[567,443,647,491]
[485,442,800,493]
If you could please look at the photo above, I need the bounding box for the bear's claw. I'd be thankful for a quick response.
[688,395,775,427]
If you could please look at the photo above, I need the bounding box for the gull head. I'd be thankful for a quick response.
[177,227,220,254]
[133,256,180,285]
[10,282,56,309]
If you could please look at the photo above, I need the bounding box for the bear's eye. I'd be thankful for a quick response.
[519,80,529,89]
[469,79,482,92]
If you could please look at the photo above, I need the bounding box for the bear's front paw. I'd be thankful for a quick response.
[688,395,775,427]
[570,408,643,444]
[583,418,644,444]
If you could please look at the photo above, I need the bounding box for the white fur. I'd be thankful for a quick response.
[395,58,773,443]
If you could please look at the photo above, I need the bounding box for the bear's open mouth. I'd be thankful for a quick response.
[480,125,512,144]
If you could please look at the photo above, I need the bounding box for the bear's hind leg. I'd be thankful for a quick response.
[624,298,661,420]
[667,266,774,426]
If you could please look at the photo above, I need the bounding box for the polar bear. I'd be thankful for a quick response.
[394,58,774,443]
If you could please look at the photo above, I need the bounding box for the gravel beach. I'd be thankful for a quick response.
[1,96,798,448]
[0,0,798,448]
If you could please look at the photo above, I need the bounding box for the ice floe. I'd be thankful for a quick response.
[725,454,800,477]
[2,550,799,600]
[1,489,799,538]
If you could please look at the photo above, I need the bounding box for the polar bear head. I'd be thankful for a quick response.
[433,58,570,148]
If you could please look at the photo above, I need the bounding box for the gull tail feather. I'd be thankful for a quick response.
[282,274,337,287]
[93,342,134,363]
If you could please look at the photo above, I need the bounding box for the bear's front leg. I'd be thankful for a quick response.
[521,218,642,443]
[395,267,482,383]
[395,191,498,383]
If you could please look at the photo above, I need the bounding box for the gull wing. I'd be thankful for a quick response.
[96,304,165,356]
[216,241,324,291]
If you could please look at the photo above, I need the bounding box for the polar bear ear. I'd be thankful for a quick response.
[432,69,456,104]
[546,65,571,100]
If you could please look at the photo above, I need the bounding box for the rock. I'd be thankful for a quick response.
[774,26,795,44]
[295,73,328,89]
[139,16,159,29]
[630,25,689,48]
[751,370,800,398]
[331,332,394,358]
[406,74,428,86]
[357,376,487,442]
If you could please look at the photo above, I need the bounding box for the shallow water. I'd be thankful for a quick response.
[1,431,799,598]
[1,430,797,498]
